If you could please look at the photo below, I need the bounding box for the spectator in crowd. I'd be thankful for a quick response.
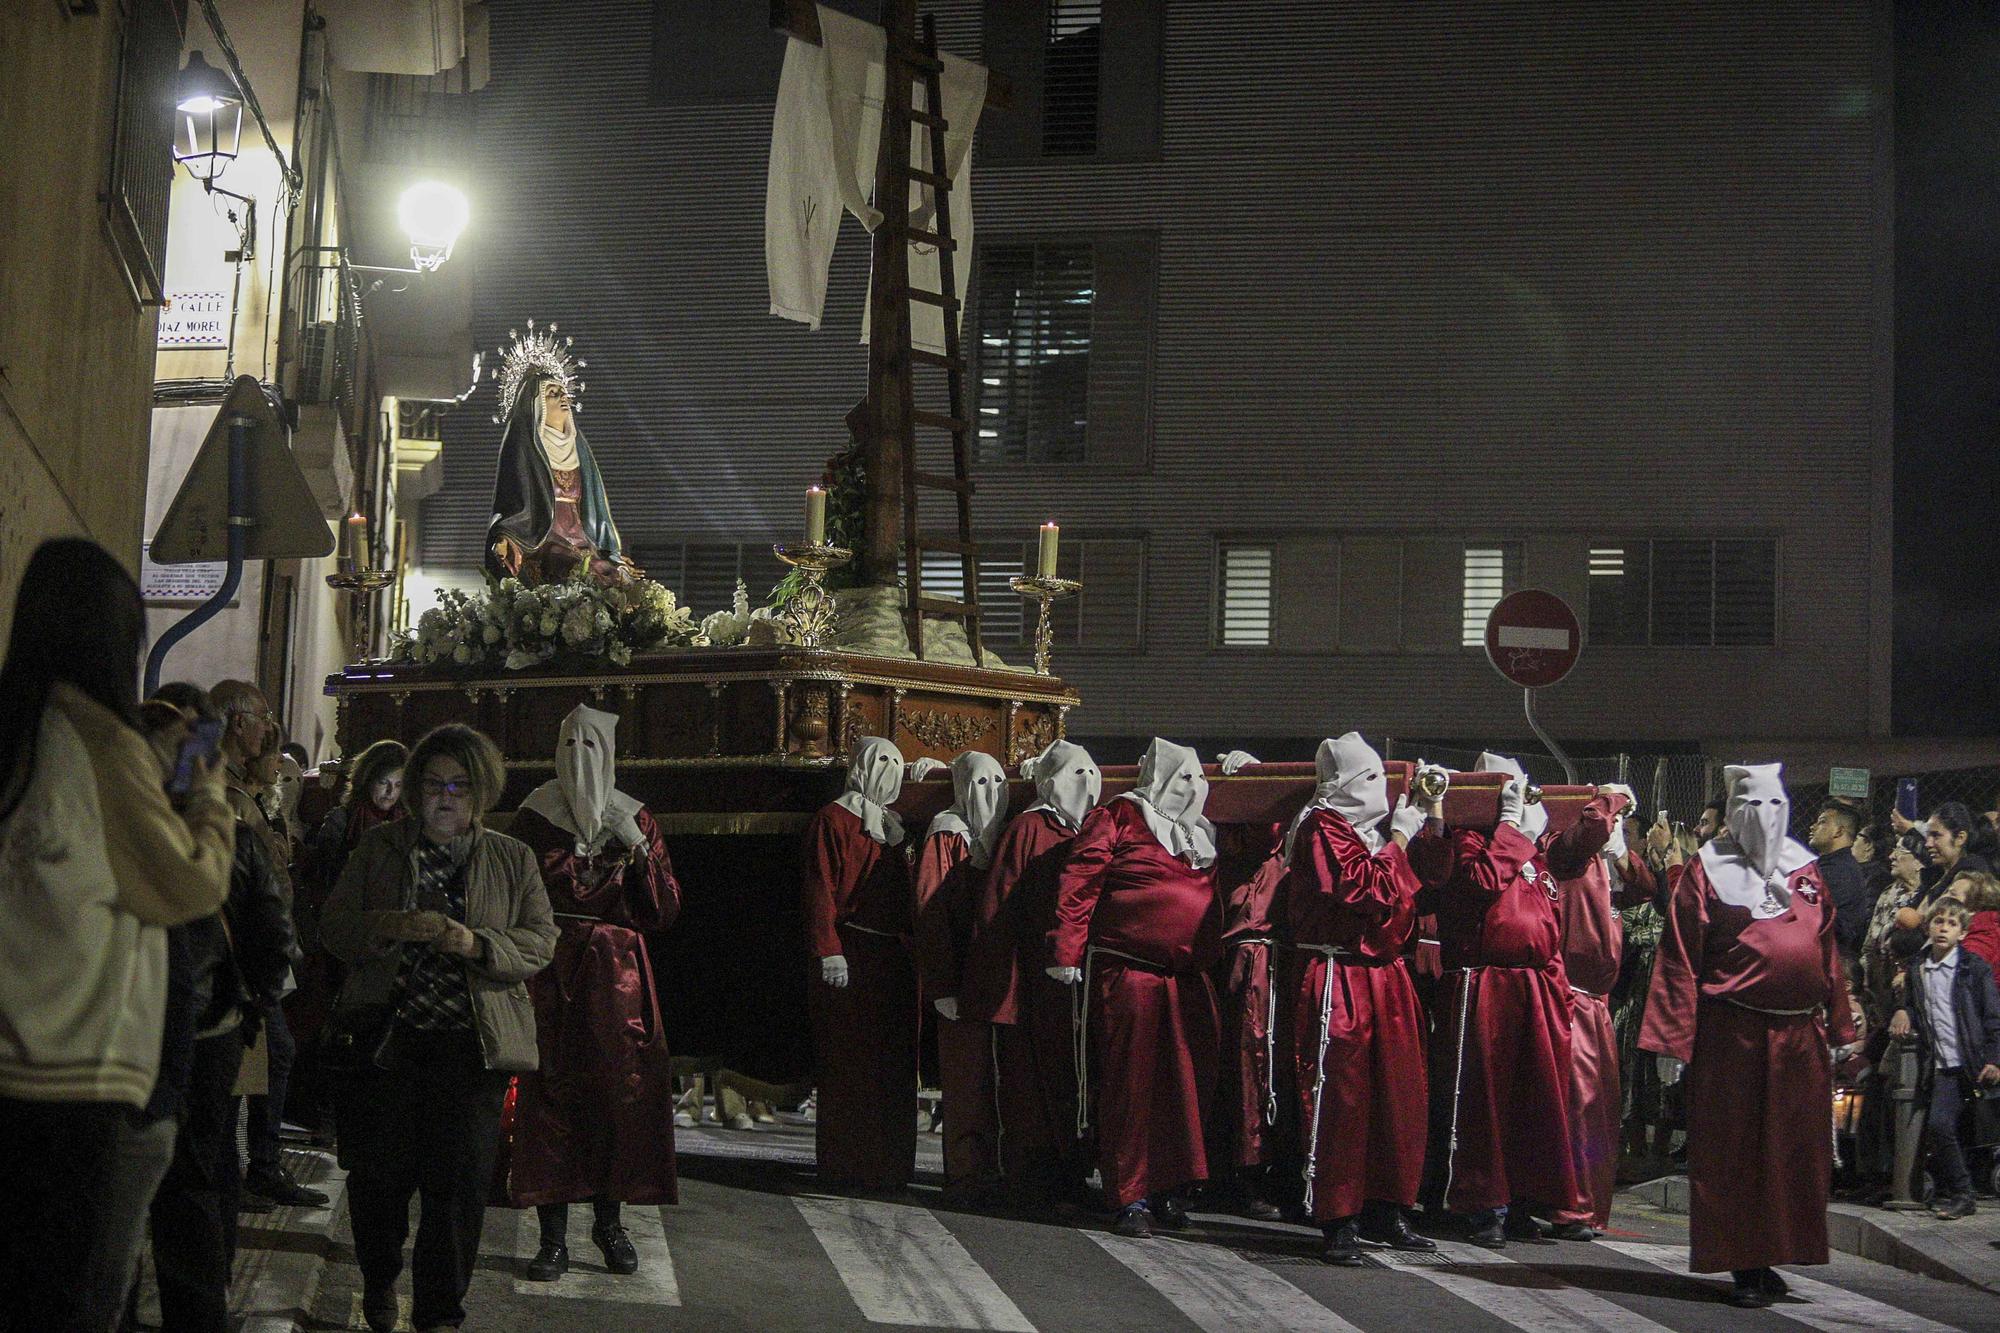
[212,679,322,1210]
[306,739,409,898]
[1853,822,1891,902]
[1692,799,1726,845]
[1885,802,1997,967]
[1887,898,2000,1220]
[1843,829,1932,1204]
[281,740,311,771]
[322,724,557,1333]
[0,539,236,1333]
[1809,801,1871,972]
[1861,832,1931,1030]
[1942,871,2000,971]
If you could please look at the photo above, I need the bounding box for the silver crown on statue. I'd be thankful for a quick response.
[490,318,588,423]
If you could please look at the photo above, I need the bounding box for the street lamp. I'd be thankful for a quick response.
[396,181,470,272]
[173,51,243,184]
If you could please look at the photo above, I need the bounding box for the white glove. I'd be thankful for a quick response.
[1389,797,1427,843]
[1216,750,1260,776]
[1656,1054,1685,1086]
[1498,778,1526,830]
[907,758,946,782]
[933,996,960,1020]
[1046,965,1083,985]
[821,955,850,988]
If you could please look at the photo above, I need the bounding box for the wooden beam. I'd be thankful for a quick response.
[769,0,1014,110]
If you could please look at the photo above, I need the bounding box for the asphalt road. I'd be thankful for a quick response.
[298,1117,1999,1333]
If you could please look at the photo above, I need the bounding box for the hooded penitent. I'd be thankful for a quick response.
[834,736,907,846]
[1701,763,1815,914]
[1477,749,1548,840]
[520,704,646,857]
[1284,731,1392,861]
[1117,738,1216,869]
[486,371,626,583]
[1024,739,1101,831]
[928,751,1008,869]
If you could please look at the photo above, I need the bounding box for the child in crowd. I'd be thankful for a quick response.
[1889,898,2000,1219]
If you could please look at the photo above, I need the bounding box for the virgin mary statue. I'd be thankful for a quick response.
[485,321,638,586]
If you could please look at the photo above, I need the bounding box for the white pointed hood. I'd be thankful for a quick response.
[1116,738,1216,869]
[1478,750,1548,840]
[1600,782,1635,862]
[520,703,646,856]
[1283,731,1390,862]
[834,735,907,846]
[1702,763,1814,914]
[928,751,1008,869]
[1023,739,1101,830]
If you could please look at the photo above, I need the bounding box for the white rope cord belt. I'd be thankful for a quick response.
[839,921,899,939]
[1295,942,1382,1210]
[1717,996,1821,1016]
[1232,937,1282,1127]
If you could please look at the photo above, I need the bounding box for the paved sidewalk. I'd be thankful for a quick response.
[1619,1173,2000,1294]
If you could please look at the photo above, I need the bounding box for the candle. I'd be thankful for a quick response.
[805,485,827,545]
[1037,521,1060,578]
[346,511,369,562]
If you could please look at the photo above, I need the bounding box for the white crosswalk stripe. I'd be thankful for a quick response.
[1087,1233,1364,1333]
[1372,1238,1681,1332]
[510,1206,682,1305]
[1599,1241,1966,1333]
[795,1196,1036,1330]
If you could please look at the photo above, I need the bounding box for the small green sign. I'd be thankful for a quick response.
[1828,767,1871,799]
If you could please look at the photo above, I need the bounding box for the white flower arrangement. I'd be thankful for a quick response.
[393,572,705,670]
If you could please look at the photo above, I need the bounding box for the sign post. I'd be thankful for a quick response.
[1483,589,1583,783]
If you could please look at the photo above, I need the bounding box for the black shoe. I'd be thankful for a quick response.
[1935,1194,1977,1220]
[1320,1219,1365,1266]
[244,1164,331,1208]
[1548,1221,1597,1242]
[236,1192,275,1214]
[524,1240,569,1282]
[360,1287,399,1333]
[1241,1196,1283,1222]
[1726,1271,1771,1308]
[1465,1215,1507,1250]
[1152,1195,1190,1231]
[1357,1209,1436,1252]
[1503,1211,1549,1242]
[593,1222,640,1275]
[1112,1203,1153,1238]
[1759,1268,1789,1297]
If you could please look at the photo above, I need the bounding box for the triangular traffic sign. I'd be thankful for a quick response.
[150,375,336,564]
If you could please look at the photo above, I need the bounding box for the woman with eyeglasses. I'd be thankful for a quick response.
[321,724,557,1333]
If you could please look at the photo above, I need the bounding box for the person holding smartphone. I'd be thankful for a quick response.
[322,724,557,1333]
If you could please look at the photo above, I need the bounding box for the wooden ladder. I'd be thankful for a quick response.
[886,14,984,666]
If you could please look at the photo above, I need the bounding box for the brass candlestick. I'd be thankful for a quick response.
[773,542,853,649]
[325,559,396,663]
[1010,574,1081,676]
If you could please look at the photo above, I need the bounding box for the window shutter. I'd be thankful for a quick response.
[1338,539,1404,651]
[972,241,1094,466]
[1397,540,1463,650]
[1217,545,1274,647]
[1095,0,1164,160]
[1459,545,1517,647]
[1042,0,1103,156]
[1713,540,1777,646]
[1649,540,1714,646]
[1084,231,1156,467]
[977,541,1028,644]
[1273,535,1340,652]
[1587,545,1648,646]
[1074,536,1145,651]
[978,0,1049,164]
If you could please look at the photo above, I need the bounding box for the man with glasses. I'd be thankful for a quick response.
[211,680,325,1210]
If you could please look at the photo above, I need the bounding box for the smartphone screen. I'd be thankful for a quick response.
[1896,777,1919,820]
[166,718,225,799]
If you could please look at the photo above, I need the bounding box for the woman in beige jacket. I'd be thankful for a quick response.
[0,539,235,1333]
[322,723,556,1333]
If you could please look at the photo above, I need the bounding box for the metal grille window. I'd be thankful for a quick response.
[1042,0,1103,156]
[1587,540,1777,647]
[1217,545,1275,647]
[104,0,185,305]
[1459,545,1521,647]
[974,242,1094,466]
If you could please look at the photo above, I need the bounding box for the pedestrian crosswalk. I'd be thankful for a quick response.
[314,1184,1986,1332]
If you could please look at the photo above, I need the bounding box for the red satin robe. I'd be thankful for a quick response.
[1640,857,1853,1273]
[1549,797,1657,1229]
[961,809,1086,1197]
[1409,819,1586,1216]
[1051,801,1222,1209]
[1221,852,1293,1171]
[914,829,1001,1187]
[804,803,918,1192]
[1288,811,1427,1222]
[505,806,682,1207]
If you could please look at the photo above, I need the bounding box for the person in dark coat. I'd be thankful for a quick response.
[1809,801,1871,973]
[506,705,682,1281]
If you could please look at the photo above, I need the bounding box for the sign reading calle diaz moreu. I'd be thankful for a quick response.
[1484,589,1582,689]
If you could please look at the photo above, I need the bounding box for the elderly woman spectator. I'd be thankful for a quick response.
[322,724,557,1333]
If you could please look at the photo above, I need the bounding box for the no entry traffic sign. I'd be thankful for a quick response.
[1484,589,1581,689]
